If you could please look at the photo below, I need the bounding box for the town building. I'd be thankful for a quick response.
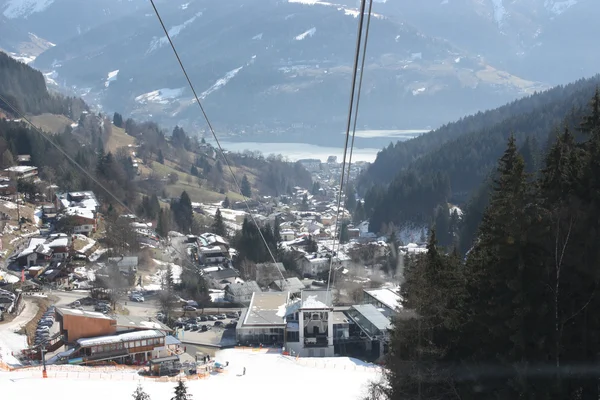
[4,165,38,179]
[268,277,305,297]
[55,191,99,235]
[236,291,289,345]
[362,288,402,317]
[224,281,261,304]
[284,290,335,357]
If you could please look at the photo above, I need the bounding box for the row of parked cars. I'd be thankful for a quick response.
[34,306,55,347]
[172,312,240,331]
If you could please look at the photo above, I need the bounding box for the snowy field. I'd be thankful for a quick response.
[0,348,380,400]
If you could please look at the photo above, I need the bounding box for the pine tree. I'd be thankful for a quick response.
[241,174,251,198]
[461,135,550,397]
[113,112,123,128]
[157,149,164,164]
[132,384,151,400]
[165,263,174,290]
[301,193,309,211]
[211,208,227,237]
[222,196,230,209]
[171,379,190,400]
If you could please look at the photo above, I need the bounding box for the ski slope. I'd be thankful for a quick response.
[1,348,381,400]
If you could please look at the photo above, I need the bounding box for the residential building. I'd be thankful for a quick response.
[107,256,138,275]
[362,288,402,317]
[224,281,261,304]
[198,245,228,264]
[268,277,305,297]
[55,191,99,235]
[4,165,38,179]
[280,230,296,241]
[206,267,239,289]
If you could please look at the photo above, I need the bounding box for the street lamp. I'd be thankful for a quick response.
[41,345,47,378]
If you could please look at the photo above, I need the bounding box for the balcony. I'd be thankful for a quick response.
[304,335,329,347]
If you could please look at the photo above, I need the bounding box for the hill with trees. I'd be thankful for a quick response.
[362,75,600,236]
[0,51,87,118]
[374,99,600,399]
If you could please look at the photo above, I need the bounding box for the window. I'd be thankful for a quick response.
[135,341,141,347]
[141,340,147,346]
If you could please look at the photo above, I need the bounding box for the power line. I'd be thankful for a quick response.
[326,0,369,304]
[330,0,375,295]
[148,0,282,275]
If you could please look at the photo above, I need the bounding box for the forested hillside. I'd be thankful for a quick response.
[363,75,600,235]
[374,97,600,399]
[360,75,600,190]
[0,51,86,118]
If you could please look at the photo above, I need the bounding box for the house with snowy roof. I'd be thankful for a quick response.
[362,287,402,318]
[55,191,100,235]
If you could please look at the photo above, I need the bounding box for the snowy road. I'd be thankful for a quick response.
[0,299,38,366]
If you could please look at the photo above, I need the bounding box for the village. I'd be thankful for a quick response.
[0,151,427,381]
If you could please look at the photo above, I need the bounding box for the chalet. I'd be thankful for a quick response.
[224,281,261,304]
[206,268,239,289]
[55,191,99,235]
[107,256,138,275]
[4,165,38,179]
[268,277,305,297]
[198,245,228,264]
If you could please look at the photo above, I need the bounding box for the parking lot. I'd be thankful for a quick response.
[173,312,239,347]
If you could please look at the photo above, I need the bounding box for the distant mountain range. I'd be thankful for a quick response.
[0,0,597,144]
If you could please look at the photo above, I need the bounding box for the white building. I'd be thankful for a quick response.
[224,281,261,304]
[363,287,402,318]
[284,290,335,357]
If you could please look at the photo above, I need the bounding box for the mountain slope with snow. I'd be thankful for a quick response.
[29,0,545,144]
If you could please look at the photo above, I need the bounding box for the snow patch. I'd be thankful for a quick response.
[104,69,119,88]
[491,0,506,26]
[135,88,185,104]
[180,2,189,10]
[199,66,243,100]
[3,0,54,19]
[7,53,36,64]
[545,0,578,15]
[147,12,202,53]
[455,57,461,63]
[412,87,426,96]
[288,0,335,5]
[344,8,359,17]
[252,33,263,40]
[295,27,317,41]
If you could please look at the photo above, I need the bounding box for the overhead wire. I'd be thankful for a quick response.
[325,0,370,305]
[329,0,375,295]
[148,0,283,276]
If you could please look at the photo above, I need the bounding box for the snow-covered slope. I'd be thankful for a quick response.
[29,0,545,144]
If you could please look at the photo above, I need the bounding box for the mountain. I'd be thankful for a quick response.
[15,0,543,144]
[363,74,600,234]
[0,50,86,117]
[378,0,600,84]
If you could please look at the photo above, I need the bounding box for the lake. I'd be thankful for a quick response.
[218,141,383,163]
[215,129,426,163]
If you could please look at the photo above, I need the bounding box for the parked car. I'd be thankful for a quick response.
[213,321,223,327]
[130,296,144,302]
[200,325,208,332]
[217,314,226,320]
[183,305,197,311]
[226,313,238,319]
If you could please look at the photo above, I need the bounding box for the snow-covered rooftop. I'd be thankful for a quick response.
[77,329,165,347]
[364,288,401,312]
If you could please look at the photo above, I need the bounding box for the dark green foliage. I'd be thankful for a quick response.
[190,165,199,176]
[113,112,123,128]
[241,174,251,198]
[156,208,171,238]
[157,149,164,164]
[222,196,230,209]
[360,76,600,235]
[171,191,193,234]
[231,217,278,263]
[344,181,356,212]
[211,208,227,237]
[339,222,349,244]
[300,193,309,211]
[132,385,151,400]
[0,51,88,118]
[171,379,190,400]
[378,95,600,399]
[306,236,318,253]
[311,181,320,196]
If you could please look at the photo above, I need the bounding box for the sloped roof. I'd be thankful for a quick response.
[226,281,261,297]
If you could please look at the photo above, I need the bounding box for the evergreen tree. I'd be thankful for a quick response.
[344,181,356,212]
[339,222,349,244]
[241,174,251,198]
[190,165,199,176]
[113,112,123,128]
[273,215,281,243]
[301,193,309,211]
[132,385,151,400]
[211,208,227,237]
[171,379,190,400]
[311,181,320,196]
[353,201,365,224]
[171,191,193,233]
[157,149,164,164]
[222,196,230,209]
[156,208,171,238]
